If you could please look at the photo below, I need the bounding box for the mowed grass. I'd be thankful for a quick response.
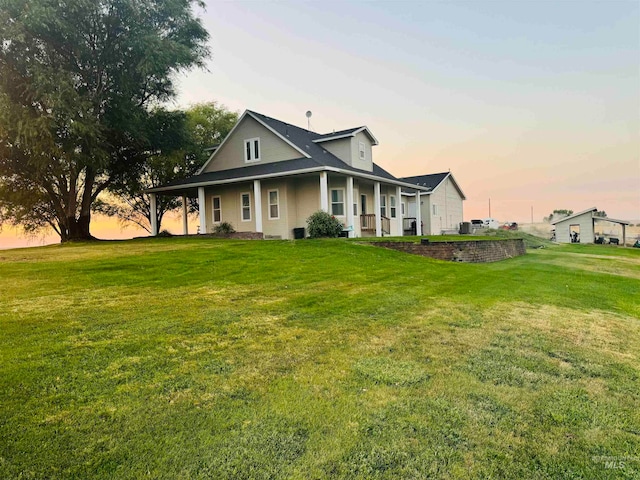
[1,238,639,479]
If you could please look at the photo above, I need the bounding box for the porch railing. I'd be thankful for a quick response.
[360,214,391,235]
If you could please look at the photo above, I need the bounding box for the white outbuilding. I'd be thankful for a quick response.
[551,207,630,245]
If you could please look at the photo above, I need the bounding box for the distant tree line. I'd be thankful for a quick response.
[544,209,607,223]
[543,210,573,223]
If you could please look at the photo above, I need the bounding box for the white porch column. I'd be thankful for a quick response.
[253,180,263,233]
[198,187,206,234]
[396,186,403,236]
[181,195,188,236]
[415,190,422,236]
[346,176,354,237]
[319,171,329,212]
[149,193,158,236]
[374,181,382,237]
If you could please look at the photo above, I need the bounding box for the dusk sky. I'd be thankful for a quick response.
[1,0,639,247]
[175,0,639,220]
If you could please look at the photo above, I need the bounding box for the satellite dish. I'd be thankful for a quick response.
[306,111,312,118]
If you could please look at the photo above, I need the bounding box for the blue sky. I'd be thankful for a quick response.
[173,0,639,222]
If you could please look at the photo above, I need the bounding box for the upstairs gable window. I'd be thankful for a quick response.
[359,141,365,160]
[244,137,260,163]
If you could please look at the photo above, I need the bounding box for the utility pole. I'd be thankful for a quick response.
[488,198,491,218]
[531,205,534,224]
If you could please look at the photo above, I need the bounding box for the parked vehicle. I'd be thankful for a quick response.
[483,218,500,229]
[471,219,484,228]
[499,222,518,231]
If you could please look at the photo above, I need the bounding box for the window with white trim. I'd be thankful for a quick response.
[268,190,279,219]
[390,195,397,218]
[241,192,251,221]
[360,194,367,215]
[331,189,345,216]
[244,137,260,163]
[212,196,222,223]
[380,195,387,217]
[401,201,406,217]
[359,141,365,160]
[432,204,439,215]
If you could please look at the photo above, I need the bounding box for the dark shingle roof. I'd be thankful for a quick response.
[150,157,314,191]
[315,127,364,140]
[247,111,387,173]
[149,110,430,193]
[399,172,449,193]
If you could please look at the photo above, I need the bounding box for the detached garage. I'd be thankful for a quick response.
[552,207,630,245]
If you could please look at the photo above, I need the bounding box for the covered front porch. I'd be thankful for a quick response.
[147,169,427,239]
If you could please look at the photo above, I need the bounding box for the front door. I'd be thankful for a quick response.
[408,200,416,219]
[360,194,367,215]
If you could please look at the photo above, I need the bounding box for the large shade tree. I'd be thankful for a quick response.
[104,102,238,233]
[0,0,209,241]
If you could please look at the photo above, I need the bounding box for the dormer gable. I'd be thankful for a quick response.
[198,111,310,174]
[198,110,380,174]
[312,126,378,172]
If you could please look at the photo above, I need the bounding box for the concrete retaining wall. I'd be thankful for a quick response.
[372,239,526,263]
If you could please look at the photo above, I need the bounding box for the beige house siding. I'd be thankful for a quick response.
[261,180,289,238]
[554,212,595,244]
[351,131,374,172]
[291,176,321,234]
[204,179,320,239]
[418,178,464,235]
[404,177,464,235]
[316,133,374,172]
[320,138,351,166]
[287,180,300,234]
[204,183,255,234]
[421,196,434,235]
[203,116,302,173]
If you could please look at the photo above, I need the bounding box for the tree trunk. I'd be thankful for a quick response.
[58,166,96,242]
[62,214,95,242]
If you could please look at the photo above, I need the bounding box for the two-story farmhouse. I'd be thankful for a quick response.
[148,110,465,239]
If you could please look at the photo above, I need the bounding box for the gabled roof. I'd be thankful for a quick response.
[313,126,379,145]
[399,172,467,199]
[166,109,419,193]
[150,110,453,195]
[550,207,631,226]
[197,110,313,174]
[550,207,597,225]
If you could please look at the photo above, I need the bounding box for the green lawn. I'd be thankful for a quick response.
[1,238,639,479]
